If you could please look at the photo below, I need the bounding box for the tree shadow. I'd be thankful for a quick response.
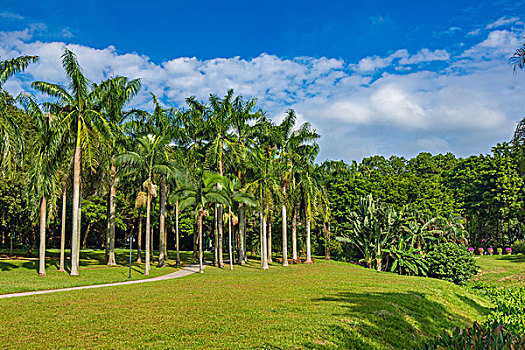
[306,290,490,349]
[494,255,525,263]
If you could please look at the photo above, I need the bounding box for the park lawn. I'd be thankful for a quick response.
[0,249,202,294]
[0,259,490,350]
[473,254,525,287]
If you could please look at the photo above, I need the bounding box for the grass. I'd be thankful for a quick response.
[0,258,491,349]
[0,248,203,294]
[473,254,525,287]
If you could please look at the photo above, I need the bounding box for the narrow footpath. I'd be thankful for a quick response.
[0,263,206,299]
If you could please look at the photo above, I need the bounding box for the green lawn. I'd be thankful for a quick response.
[473,254,525,287]
[0,248,202,294]
[1,259,490,349]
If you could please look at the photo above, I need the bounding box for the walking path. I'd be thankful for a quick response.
[0,263,206,299]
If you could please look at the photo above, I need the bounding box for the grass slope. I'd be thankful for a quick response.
[0,249,199,294]
[1,259,490,349]
[474,255,525,287]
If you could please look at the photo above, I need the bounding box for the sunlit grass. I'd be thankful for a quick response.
[473,254,525,287]
[0,259,491,349]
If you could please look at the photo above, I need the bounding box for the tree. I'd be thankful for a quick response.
[97,76,141,266]
[32,48,111,276]
[173,171,229,273]
[117,134,176,275]
[0,55,38,169]
[21,96,65,276]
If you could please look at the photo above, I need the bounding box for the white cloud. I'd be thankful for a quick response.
[486,16,520,29]
[0,11,24,20]
[1,25,524,161]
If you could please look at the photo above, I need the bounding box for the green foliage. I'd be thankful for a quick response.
[418,322,525,350]
[425,242,478,285]
[471,281,525,336]
[512,239,525,255]
[384,238,428,276]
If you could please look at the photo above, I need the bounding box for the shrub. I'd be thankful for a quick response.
[512,239,525,255]
[470,282,525,336]
[424,242,478,285]
[418,322,525,350]
[497,247,503,255]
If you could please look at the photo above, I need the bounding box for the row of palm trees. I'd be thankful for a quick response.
[0,48,330,276]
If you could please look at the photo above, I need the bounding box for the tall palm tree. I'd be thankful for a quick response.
[32,48,111,276]
[21,96,65,276]
[97,76,141,266]
[0,55,38,169]
[117,134,176,275]
[510,43,525,72]
[173,171,229,273]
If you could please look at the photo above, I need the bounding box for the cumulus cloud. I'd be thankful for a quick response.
[486,16,520,29]
[1,24,524,161]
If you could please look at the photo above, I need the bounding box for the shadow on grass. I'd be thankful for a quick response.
[493,255,525,263]
[306,290,490,349]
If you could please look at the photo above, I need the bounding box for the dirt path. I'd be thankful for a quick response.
[0,263,206,299]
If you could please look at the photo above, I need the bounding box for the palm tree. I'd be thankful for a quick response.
[97,76,141,266]
[0,55,38,169]
[510,43,525,71]
[117,134,176,275]
[32,48,111,276]
[222,176,257,269]
[173,171,229,273]
[21,96,65,276]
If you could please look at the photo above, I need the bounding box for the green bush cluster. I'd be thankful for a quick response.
[512,239,525,255]
[471,281,525,336]
[418,322,525,349]
[424,242,478,285]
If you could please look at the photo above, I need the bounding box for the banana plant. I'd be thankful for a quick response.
[384,237,428,276]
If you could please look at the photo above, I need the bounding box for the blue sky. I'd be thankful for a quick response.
[1,0,525,161]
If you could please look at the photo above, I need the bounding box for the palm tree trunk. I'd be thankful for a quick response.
[59,189,66,272]
[282,201,288,266]
[145,185,152,276]
[82,222,91,249]
[228,206,233,270]
[198,207,204,273]
[38,196,47,276]
[158,177,167,267]
[214,206,218,266]
[238,202,245,265]
[175,200,180,266]
[292,200,298,261]
[107,161,117,266]
[137,214,142,263]
[260,197,269,270]
[267,213,272,263]
[305,215,312,264]
[324,222,330,260]
[70,142,81,276]
[218,204,224,268]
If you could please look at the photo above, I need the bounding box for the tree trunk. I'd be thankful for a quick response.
[107,161,117,265]
[70,143,81,276]
[324,222,331,260]
[82,222,91,250]
[214,206,218,266]
[238,202,245,265]
[228,206,233,270]
[218,204,224,268]
[145,185,152,276]
[59,189,66,272]
[198,207,204,273]
[175,200,180,266]
[305,215,312,264]
[260,197,269,270]
[292,200,298,260]
[157,177,167,267]
[38,196,47,276]
[267,213,272,263]
[137,214,142,263]
[282,201,288,266]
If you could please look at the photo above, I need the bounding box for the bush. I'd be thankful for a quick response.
[424,242,478,285]
[512,239,525,255]
[418,322,525,349]
[470,281,525,336]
